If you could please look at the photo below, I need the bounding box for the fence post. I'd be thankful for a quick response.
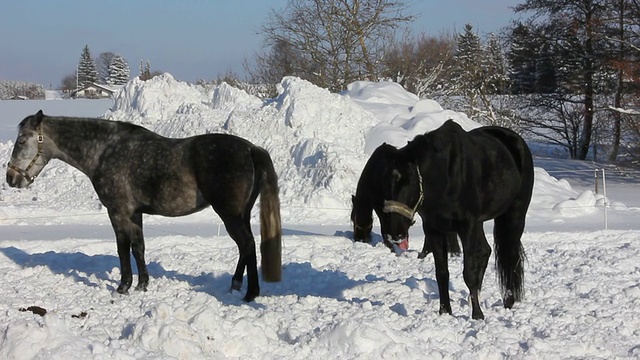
[602,169,608,230]
[594,169,599,194]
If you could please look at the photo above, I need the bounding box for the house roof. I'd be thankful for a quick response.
[90,83,125,93]
[71,83,125,97]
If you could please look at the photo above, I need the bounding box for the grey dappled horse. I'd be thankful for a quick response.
[6,110,282,302]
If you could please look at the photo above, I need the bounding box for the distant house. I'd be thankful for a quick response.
[10,95,30,100]
[71,83,124,99]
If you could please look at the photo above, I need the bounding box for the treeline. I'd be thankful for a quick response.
[0,80,45,100]
[59,45,133,93]
[4,0,639,164]
[239,0,640,164]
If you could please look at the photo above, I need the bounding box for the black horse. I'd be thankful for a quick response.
[6,110,282,302]
[351,143,460,256]
[381,120,534,319]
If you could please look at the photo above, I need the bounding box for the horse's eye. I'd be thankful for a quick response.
[17,138,26,145]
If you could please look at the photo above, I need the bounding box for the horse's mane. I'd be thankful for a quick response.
[22,112,134,127]
[37,115,151,137]
[48,116,142,129]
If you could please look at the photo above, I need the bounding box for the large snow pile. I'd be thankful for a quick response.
[0,74,617,225]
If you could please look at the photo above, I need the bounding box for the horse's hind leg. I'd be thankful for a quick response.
[130,212,149,291]
[222,215,260,302]
[460,222,491,320]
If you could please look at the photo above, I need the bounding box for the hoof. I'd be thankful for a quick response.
[243,291,258,302]
[503,295,515,309]
[116,284,130,294]
[135,283,148,292]
[417,251,430,259]
[438,304,452,316]
[472,310,485,320]
[230,279,243,292]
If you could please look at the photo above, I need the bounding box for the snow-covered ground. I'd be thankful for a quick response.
[0,75,639,359]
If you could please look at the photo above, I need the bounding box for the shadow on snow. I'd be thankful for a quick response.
[0,246,379,306]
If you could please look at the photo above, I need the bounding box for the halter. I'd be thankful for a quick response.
[383,165,424,221]
[7,126,44,185]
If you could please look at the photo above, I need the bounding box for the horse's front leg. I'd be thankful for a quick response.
[108,209,149,294]
[460,222,492,320]
[426,227,452,315]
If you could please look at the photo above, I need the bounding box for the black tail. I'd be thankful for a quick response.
[494,226,526,302]
[492,129,533,304]
[447,232,461,255]
[252,147,282,282]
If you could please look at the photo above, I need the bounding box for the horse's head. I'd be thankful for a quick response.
[351,195,373,242]
[7,110,50,188]
[380,160,423,249]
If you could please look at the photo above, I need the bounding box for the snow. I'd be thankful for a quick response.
[1,74,640,359]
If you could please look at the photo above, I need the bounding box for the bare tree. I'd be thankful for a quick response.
[515,0,610,160]
[60,73,77,93]
[382,32,456,98]
[0,80,45,99]
[97,52,116,84]
[246,38,303,95]
[254,0,414,91]
[603,0,640,163]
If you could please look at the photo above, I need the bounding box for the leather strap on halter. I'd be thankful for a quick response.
[383,165,424,221]
[7,126,44,184]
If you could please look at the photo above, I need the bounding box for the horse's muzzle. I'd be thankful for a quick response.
[385,234,410,251]
[6,168,28,188]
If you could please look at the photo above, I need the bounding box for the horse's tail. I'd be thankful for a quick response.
[447,233,461,255]
[494,224,526,303]
[252,146,282,283]
[493,130,532,304]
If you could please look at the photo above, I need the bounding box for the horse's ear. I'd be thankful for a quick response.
[35,110,44,125]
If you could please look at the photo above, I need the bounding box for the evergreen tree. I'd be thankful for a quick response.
[450,24,519,130]
[484,33,510,94]
[139,59,152,80]
[77,45,98,89]
[106,55,130,85]
[452,24,483,95]
[534,40,557,93]
[507,23,538,94]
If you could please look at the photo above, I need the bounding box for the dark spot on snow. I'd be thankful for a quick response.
[19,306,47,316]
[72,311,88,319]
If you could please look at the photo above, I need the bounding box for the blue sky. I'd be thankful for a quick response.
[0,0,521,88]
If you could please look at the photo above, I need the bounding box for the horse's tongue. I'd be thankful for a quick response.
[398,238,409,251]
